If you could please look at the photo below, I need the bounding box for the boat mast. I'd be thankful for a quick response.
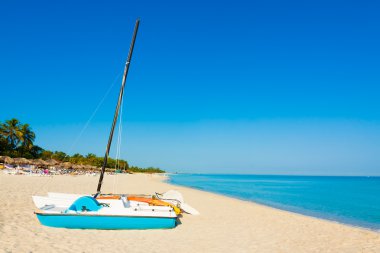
[96,19,140,194]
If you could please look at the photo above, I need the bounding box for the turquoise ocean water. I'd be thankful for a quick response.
[168,174,380,230]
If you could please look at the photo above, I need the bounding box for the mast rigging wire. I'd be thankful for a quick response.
[66,70,123,156]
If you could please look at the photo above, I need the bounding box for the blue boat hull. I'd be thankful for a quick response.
[36,213,177,230]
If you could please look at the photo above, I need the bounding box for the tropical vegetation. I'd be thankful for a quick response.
[0,118,164,173]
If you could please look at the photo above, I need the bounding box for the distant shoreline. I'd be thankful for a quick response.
[166,172,380,177]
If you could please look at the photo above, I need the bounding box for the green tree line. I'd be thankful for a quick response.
[0,118,164,173]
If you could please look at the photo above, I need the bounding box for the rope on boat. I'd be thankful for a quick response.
[113,92,124,193]
[66,70,124,156]
[155,192,182,205]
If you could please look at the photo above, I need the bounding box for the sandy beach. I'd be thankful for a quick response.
[1,173,379,253]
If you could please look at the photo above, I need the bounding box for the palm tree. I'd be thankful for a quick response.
[0,118,21,149]
[19,123,36,151]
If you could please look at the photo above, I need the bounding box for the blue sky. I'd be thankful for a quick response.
[1,0,379,175]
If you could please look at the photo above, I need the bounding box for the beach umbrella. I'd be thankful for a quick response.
[84,164,95,170]
[12,157,31,165]
[45,159,59,165]
[62,162,73,169]
[72,164,84,170]
[0,156,11,163]
[31,159,49,166]
[4,157,14,164]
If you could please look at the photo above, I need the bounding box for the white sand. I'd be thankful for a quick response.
[1,173,379,253]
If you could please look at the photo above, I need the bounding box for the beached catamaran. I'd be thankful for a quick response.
[32,19,198,229]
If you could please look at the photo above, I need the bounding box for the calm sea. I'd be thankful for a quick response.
[168,174,380,230]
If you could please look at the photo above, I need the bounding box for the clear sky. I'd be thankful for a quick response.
[1,0,379,175]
